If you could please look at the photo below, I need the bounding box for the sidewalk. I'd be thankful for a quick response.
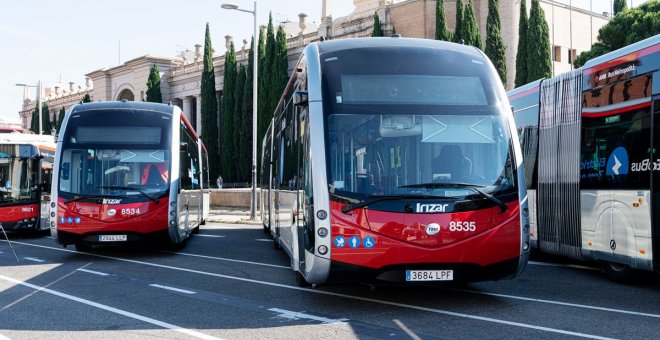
[206,208,263,225]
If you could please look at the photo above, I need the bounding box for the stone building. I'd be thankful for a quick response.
[18,0,611,133]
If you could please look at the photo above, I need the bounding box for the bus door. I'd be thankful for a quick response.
[652,94,660,271]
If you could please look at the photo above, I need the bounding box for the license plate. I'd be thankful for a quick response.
[99,234,127,242]
[406,270,453,281]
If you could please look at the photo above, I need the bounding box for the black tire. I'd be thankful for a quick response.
[273,237,281,249]
[601,261,635,284]
[295,272,310,287]
[74,243,92,252]
[192,225,200,234]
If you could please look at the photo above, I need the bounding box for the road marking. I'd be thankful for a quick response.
[393,319,422,340]
[528,261,598,271]
[76,268,109,276]
[6,240,621,339]
[0,273,221,340]
[255,239,271,242]
[149,284,196,295]
[269,307,348,324]
[193,234,226,238]
[0,332,12,340]
[23,257,44,263]
[157,250,289,269]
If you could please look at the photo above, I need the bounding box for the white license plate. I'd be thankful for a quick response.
[406,270,453,281]
[99,234,127,242]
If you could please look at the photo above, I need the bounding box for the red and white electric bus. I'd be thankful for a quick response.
[49,101,209,250]
[508,35,660,281]
[0,133,55,231]
[260,37,530,285]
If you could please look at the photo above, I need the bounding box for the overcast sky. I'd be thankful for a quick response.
[0,0,645,123]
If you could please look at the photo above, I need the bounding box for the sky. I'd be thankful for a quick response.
[0,0,646,123]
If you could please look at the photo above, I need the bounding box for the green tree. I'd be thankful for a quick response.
[221,42,237,183]
[82,92,91,103]
[57,107,65,132]
[272,26,289,113]
[256,27,268,183]
[514,0,529,87]
[485,0,507,86]
[435,0,452,41]
[145,64,162,103]
[372,12,384,37]
[461,1,482,49]
[41,102,51,135]
[30,106,38,134]
[526,0,551,82]
[200,23,220,183]
[242,37,255,186]
[233,65,247,182]
[614,0,627,15]
[453,0,464,43]
[574,0,660,68]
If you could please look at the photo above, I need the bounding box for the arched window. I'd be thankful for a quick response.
[117,89,135,101]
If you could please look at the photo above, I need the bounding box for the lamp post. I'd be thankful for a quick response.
[221,1,258,220]
[16,81,43,135]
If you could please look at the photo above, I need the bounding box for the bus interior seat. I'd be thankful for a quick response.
[432,145,471,180]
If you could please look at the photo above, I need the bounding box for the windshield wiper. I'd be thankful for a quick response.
[341,194,445,214]
[97,186,158,204]
[64,194,124,204]
[399,182,508,212]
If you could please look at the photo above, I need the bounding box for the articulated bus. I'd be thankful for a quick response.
[260,37,529,285]
[0,133,55,231]
[508,35,660,281]
[49,101,209,251]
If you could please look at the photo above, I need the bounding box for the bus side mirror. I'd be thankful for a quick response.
[180,142,188,152]
[293,90,308,107]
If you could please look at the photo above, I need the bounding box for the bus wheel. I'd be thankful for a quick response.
[263,224,270,234]
[74,243,91,252]
[192,225,200,234]
[601,261,634,284]
[273,237,281,249]
[295,272,310,287]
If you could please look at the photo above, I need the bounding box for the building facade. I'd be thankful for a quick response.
[19,0,610,134]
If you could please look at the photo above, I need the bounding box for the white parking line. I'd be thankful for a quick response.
[0,274,220,340]
[23,257,44,263]
[255,239,271,242]
[193,234,226,238]
[149,284,196,295]
[7,240,620,339]
[76,268,110,276]
[158,250,289,269]
[268,307,348,324]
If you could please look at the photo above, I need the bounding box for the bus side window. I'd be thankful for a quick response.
[61,163,70,180]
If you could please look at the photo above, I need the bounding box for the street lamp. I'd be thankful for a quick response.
[222,1,258,220]
[16,81,43,135]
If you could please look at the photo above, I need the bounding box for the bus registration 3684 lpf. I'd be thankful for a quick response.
[406,270,454,281]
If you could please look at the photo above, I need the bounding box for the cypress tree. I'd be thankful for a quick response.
[256,27,268,183]
[145,64,162,103]
[82,92,91,103]
[233,65,247,182]
[372,12,384,37]
[485,0,507,86]
[614,0,627,16]
[435,0,452,41]
[462,1,482,50]
[30,106,37,133]
[526,0,552,82]
[453,0,464,43]
[200,23,220,183]
[515,0,529,87]
[41,102,51,135]
[272,25,289,113]
[243,37,255,185]
[57,107,65,132]
[221,42,237,182]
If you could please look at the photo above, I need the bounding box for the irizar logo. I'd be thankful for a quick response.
[103,199,122,204]
[416,203,448,213]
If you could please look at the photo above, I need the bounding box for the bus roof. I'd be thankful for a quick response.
[70,101,176,115]
[315,37,484,58]
[582,34,660,72]
[507,79,543,100]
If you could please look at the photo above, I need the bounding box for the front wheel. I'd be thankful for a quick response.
[74,243,91,252]
[601,261,634,284]
[295,272,310,287]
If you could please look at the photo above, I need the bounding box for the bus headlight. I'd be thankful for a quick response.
[170,220,176,226]
[523,242,529,251]
[50,212,56,218]
[317,228,328,237]
[318,245,328,255]
[170,201,177,207]
[170,211,176,216]
[523,224,529,234]
[51,202,56,208]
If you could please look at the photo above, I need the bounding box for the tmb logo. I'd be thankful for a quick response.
[416,203,448,213]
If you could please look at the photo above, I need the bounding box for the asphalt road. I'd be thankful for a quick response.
[1,223,659,340]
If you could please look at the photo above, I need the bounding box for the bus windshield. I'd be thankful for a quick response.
[326,112,515,199]
[0,145,39,204]
[58,109,172,201]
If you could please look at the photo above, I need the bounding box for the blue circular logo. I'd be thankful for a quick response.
[606,147,628,176]
[348,236,361,248]
[333,235,346,248]
[363,236,375,249]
